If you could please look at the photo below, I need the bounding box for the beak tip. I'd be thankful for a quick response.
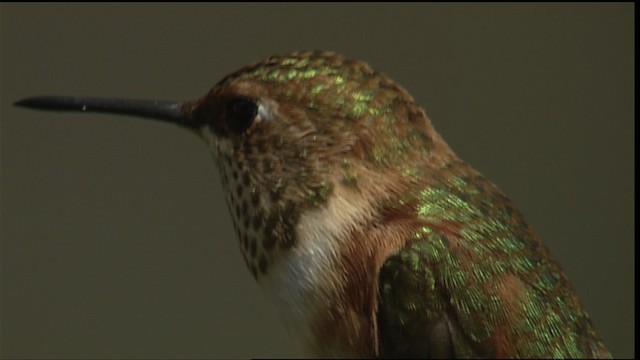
[13,98,31,107]
[13,96,61,110]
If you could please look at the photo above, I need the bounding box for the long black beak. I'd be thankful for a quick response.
[14,95,199,129]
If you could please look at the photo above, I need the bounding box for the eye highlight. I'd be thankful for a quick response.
[227,97,258,134]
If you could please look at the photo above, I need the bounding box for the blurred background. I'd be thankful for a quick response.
[1,3,633,358]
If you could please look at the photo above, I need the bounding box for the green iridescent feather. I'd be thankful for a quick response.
[377,160,610,358]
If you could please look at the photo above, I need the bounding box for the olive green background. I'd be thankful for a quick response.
[1,3,634,359]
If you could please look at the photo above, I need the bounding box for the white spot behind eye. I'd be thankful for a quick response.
[258,103,274,122]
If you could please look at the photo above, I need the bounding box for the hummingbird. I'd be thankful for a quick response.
[15,51,611,358]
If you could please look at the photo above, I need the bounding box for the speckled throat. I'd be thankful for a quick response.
[210,133,303,279]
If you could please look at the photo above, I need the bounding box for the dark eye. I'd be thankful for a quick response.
[227,97,258,134]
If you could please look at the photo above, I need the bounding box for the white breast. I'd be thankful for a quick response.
[257,186,376,355]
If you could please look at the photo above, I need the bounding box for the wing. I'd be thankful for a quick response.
[376,160,611,358]
[377,233,477,358]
